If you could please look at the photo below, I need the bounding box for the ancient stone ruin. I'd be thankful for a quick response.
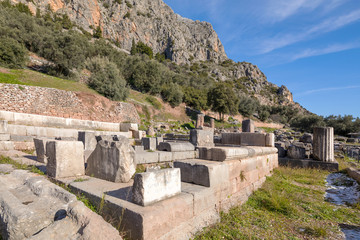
[0,111,284,239]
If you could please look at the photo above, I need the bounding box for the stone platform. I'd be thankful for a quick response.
[57,147,278,240]
[279,158,339,171]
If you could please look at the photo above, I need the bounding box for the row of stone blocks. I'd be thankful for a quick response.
[220,132,275,147]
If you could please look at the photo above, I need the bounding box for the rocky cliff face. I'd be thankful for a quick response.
[21,0,227,64]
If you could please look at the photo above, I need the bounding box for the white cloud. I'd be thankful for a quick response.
[258,8,360,54]
[296,85,360,97]
[290,42,360,61]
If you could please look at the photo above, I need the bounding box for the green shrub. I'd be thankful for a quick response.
[86,56,128,101]
[161,83,183,107]
[0,37,27,68]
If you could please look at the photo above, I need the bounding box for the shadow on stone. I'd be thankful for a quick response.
[105,187,133,201]
[54,209,67,221]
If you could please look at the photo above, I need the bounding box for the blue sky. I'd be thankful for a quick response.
[163,0,360,118]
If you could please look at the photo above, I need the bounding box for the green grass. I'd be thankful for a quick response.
[193,166,360,239]
[0,155,45,175]
[0,68,97,94]
[259,127,277,133]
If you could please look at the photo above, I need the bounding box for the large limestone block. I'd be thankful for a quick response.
[287,145,306,159]
[0,120,7,133]
[0,133,10,141]
[313,127,334,162]
[86,138,136,183]
[134,151,158,164]
[132,168,181,206]
[174,159,229,187]
[211,147,249,161]
[190,129,214,147]
[221,133,241,145]
[46,141,85,178]
[158,142,195,152]
[240,133,266,146]
[120,123,138,132]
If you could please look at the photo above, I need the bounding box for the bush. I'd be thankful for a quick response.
[183,86,208,111]
[291,115,325,133]
[238,95,260,117]
[161,83,183,107]
[208,83,239,120]
[130,40,153,59]
[0,37,27,68]
[86,57,128,101]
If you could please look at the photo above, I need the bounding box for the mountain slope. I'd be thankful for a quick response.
[21,0,227,64]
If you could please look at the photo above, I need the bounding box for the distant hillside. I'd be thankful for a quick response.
[0,1,309,125]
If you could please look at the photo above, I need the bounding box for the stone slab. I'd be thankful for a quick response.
[240,133,266,146]
[0,133,10,141]
[135,152,159,164]
[132,168,181,206]
[141,137,157,151]
[120,123,138,132]
[172,151,196,161]
[279,158,339,171]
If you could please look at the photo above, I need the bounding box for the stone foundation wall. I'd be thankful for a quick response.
[0,84,139,123]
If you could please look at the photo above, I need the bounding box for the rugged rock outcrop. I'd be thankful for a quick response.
[20,0,227,64]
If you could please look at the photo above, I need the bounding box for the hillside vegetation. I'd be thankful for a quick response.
[1,1,360,136]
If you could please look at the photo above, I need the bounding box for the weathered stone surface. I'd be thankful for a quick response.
[299,133,313,144]
[135,151,158,164]
[265,133,275,147]
[141,137,157,151]
[221,133,241,145]
[132,145,145,152]
[172,151,196,161]
[313,127,334,162]
[155,137,164,148]
[33,138,51,163]
[275,142,286,158]
[240,133,266,146]
[211,147,249,161]
[0,169,122,240]
[78,131,97,151]
[242,119,254,133]
[132,130,146,140]
[0,133,10,141]
[287,145,306,159]
[0,141,14,151]
[0,120,7,133]
[120,123,138,132]
[174,159,229,187]
[86,139,136,182]
[46,141,85,178]
[195,114,205,129]
[158,142,195,152]
[132,168,181,206]
[190,129,214,147]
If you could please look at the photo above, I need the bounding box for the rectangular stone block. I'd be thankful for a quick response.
[198,147,213,160]
[132,145,145,152]
[158,142,195,152]
[221,133,241,145]
[240,133,266,146]
[135,152,158,164]
[46,141,85,178]
[174,159,229,187]
[172,151,196,161]
[141,137,157,151]
[0,133,10,141]
[211,147,249,161]
[132,168,181,206]
[265,133,275,147]
[0,141,14,151]
[158,151,173,162]
[78,131,97,151]
[120,123,138,132]
[190,129,214,147]
[0,120,8,133]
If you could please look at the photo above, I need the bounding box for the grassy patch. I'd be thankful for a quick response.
[193,167,360,239]
[0,155,28,169]
[145,96,162,110]
[259,127,277,133]
[73,177,89,182]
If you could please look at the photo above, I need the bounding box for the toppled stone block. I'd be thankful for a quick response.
[46,141,85,178]
[132,168,181,206]
[287,145,306,159]
[120,123,138,132]
[242,119,254,133]
[78,131,97,151]
[158,142,195,152]
[0,120,7,133]
[299,133,313,144]
[190,129,214,147]
[141,137,157,151]
[86,138,135,183]
[174,159,229,187]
